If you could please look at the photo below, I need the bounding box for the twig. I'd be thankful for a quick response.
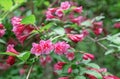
[87,36,108,50]
[26,64,33,79]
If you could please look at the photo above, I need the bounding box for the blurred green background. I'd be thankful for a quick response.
[0,0,120,79]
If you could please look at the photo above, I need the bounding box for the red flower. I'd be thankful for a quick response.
[11,17,34,44]
[6,56,15,65]
[73,6,83,13]
[0,24,6,37]
[54,62,66,71]
[114,22,120,28]
[66,52,75,61]
[83,53,95,60]
[93,27,103,35]
[68,34,84,43]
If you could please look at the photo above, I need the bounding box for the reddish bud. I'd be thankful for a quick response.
[83,53,95,60]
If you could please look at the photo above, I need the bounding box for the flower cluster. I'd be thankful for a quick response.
[11,17,34,44]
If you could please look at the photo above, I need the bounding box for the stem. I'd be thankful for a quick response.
[26,64,33,79]
[51,34,65,41]
[87,36,108,50]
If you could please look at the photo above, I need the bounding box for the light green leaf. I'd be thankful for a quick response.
[84,70,102,79]
[95,16,105,21]
[87,63,100,69]
[75,76,86,79]
[0,52,17,56]
[21,15,36,24]
[0,39,6,44]
[17,51,30,61]
[54,27,65,35]
[14,0,25,4]
[105,49,115,55]
[81,20,92,27]
[0,0,13,11]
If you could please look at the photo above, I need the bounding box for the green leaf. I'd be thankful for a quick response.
[17,51,30,61]
[0,0,13,11]
[107,33,120,45]
[81,20,92,27]
[0,52,17,56]
[0,39,6,44]
[105,49,115,55]
[95,16,105,21]
[63,64,71,73]
[14,0,25,4]
[84,70,102,79]
[21,15,36,24]
[54,27,65,35]
[39,23,54,32]
[51,53,65,62]
[87,63,100,69]
[75,76,86,79]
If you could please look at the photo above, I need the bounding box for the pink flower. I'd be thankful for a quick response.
[54,62,66,71]
[60,1,71,10]
[54,41,70,55]
[73,6,83,13]
[93,27,103,35]
[55,9,64,18]
[83,53,95,60]
[31,43,43,56]
[31,40,53,56]
[66,52,74,61]
[58,77,69,79]
[93,21,103,27]
[71,16,85,25]
[65,28,73,34]
[6,56,15,65]
[114,22,120,28]
[103,75,120,79]
[6,44,19,55]
[40,40,54,54]
[19,68,26,75]
[68,67,72,74]
[82,29,89,37]
[67,34,84,43]
[40,55,52,66]
[0,63,10,70]
[46,11,55,20]
[0,24,6,37]
[98,68,107,73]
